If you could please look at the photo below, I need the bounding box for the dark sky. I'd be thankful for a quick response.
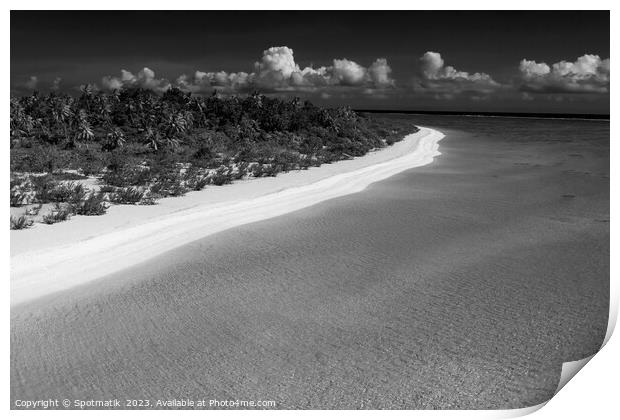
[11,11,610,114]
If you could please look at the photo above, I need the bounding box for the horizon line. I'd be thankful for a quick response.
[354,109,610,121]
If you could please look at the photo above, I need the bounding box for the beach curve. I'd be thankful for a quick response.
[11,126,444,306]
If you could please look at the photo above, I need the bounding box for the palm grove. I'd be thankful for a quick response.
[10,86,415,229]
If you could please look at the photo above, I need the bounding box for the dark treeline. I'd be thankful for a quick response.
[10,87,415,228]
[11,86,409,175]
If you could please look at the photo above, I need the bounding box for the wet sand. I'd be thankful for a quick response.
[11,120,609,409]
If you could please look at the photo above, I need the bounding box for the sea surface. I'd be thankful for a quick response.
[11,115,609,409]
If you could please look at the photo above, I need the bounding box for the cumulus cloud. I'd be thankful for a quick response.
[101,75,123,90]
[254,46,301,86]
[176,70,253,93]
[176,46,395,94]
[417,51,499,95]
[252,46,394,90]
[331,58,367,86]
[367,58,395,88]
[98,47,394,96]
[518,54,610,93]
[102,67,171,92]
[419,52,445,79]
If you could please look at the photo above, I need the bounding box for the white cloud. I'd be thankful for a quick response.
[177,46,395,94]
[252,46,332,90]
[331,58,367,86]
[368,58,395,88]
[518,60,550,78]
[518,54,610,93]
[101,67,171,92]
[99,46,394,97]
[101,75,123,90]
[176,70,253,93]
[417,51,499,95]
[255,46,299,82]
[419,52,445,79]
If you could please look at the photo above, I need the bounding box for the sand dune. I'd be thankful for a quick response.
[11,127,444,306]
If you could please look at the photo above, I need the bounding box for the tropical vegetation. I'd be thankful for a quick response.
[10,86,416,229]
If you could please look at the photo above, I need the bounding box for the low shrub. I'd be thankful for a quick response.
[30,175,58,203]
[110,187,145,205]
[77,151,105,177]
[150,169,188,197]
[210,167,233,186]
[48,182,87,204]
[193,176,210,191]
[25,204,43,216]
[72,192,108,216]
[42,204,72,224]
[10,215,33,230]
[150,179,187,197]
[10,145,64,173]
[102,165,152,187]
[69,184,89,205]
[299,156,313,170]
[262,164,281,177]
[99,185,118,194]
[183,166,205,191]
[251,164,264,178]
[232,162,249,180]
[184,169,210,191]
[138,194,157,205]
[10,188,28,207]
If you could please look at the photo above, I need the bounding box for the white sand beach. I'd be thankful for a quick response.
[10,127,444,306]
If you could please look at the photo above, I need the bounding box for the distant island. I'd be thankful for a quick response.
[10,87,416,229]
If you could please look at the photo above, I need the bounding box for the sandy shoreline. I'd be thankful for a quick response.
[11,127,444,306]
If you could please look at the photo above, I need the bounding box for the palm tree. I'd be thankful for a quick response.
[160,112,187,149]
[92,91,112,124]
[50,98,73,143]
[10,98,34,147]
[143,126,162,151]
[75,109,95,143]
[78,84,95,112]
[189,98,208,128]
